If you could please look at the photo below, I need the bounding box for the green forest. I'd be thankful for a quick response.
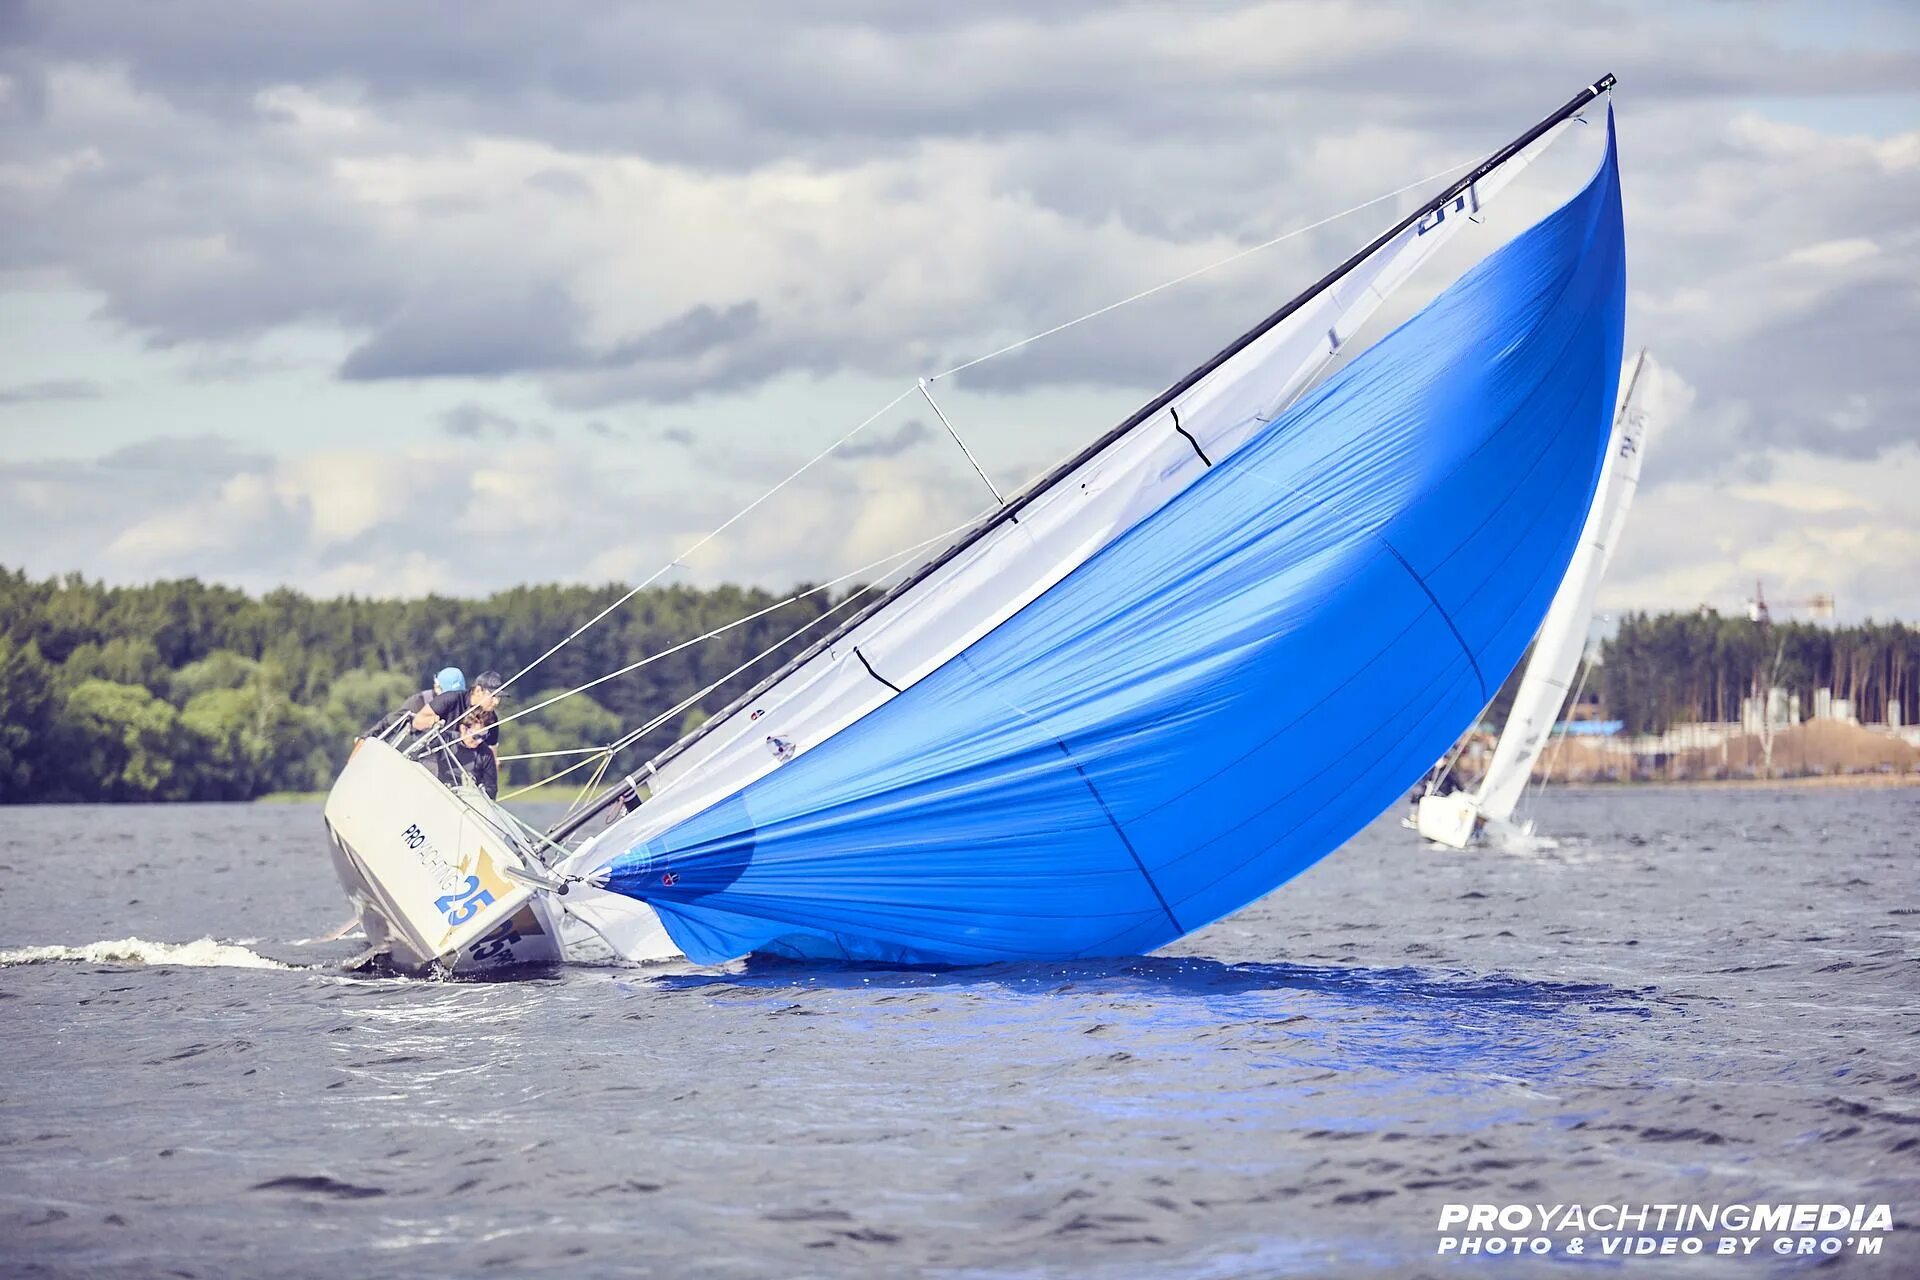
[1,566,1915,802]
[0,566,839,803]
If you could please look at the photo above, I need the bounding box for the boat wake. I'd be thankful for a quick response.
[1486,825,1562,855]
[0,937,291,970]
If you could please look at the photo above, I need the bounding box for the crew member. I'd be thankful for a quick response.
[363,667,465,743]
[451,707,501,798]
[411,670,507,784]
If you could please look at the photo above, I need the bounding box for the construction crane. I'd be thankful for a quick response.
[1746,578,1835,624]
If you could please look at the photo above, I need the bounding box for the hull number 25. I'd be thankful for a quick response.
[435,875,495,927]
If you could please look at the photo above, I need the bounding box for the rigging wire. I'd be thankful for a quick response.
[410,515,966,780]
[484,506,994,737]
[1425,696,1492,800]
[570,751,615,818]
[496,746,611,762]
[494,561,914,803]
[923,156,1480,384]
[1529,654,1597,802]
[493,383,917,699]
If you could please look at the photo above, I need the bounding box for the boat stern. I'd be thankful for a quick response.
[1416,791,1481,849]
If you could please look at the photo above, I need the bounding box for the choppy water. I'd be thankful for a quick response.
[1,787,1916,1278]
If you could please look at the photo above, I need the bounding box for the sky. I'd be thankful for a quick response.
[1,1,1917,619]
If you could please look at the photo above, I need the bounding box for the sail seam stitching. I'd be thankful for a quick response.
[1380,538,1488,702]
[1056,740,1183,933]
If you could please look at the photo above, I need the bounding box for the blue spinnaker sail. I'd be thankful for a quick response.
[601,117,1626,965]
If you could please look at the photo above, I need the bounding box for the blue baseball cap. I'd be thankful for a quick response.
[435,667,467,693]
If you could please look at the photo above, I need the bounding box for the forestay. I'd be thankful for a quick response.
[569,101,1625,966]
[1474,348,1656,825]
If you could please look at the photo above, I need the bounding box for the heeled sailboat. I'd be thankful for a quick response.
[321,75,1629,972]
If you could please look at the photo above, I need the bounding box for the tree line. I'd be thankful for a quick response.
[1598,611,1920,735]
[0,566,840,802]
[3,566,1916,802]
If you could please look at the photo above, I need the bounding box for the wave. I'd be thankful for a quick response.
[0,936,291,970]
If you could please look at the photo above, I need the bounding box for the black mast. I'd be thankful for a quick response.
[545,74,1616,847]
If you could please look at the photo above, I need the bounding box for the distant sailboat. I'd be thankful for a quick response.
[1415,349,1657,851]
[321,76,1627,972]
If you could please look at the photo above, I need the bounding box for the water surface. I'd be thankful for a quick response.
[2,788,1915,1277]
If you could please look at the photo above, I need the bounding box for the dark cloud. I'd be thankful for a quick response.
[0,378,101,404]
[340,292,765,389]
[1674,275,1920,462]
[10,2,1917,165]
[341,281,586,381]
[438,403,552,441]
[546,304,833,407]
[602,302,760,366]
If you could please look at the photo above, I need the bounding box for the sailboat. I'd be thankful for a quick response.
[1413,349,1655,852]
[322,75,1627,973]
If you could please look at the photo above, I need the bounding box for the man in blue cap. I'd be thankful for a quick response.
[361,667,466,743]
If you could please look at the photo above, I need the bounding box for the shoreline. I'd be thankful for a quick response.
[1550,772,1920,792]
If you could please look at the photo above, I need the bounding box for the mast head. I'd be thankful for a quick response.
[1593,73,1617,95]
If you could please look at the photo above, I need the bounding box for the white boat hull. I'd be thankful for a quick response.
[322,739,677,974]
[1413,790,1557,854]
[1415,791,1480,849]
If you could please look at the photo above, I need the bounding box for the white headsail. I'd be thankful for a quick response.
[1475,349,1654,824]
[1417,348,1655,852]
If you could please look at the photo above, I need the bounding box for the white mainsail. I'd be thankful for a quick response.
[1418,348,1654,849]
[557,112,1603,908]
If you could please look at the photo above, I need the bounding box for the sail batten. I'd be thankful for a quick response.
[580,103,1628,965]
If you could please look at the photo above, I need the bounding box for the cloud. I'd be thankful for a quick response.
[0,436,274,581]
[834,418,930,460]
[439,402,552,441]
[1603,444,1920,622]
[341,280,587,381]
[1620,113,1920,471]
[13,3,1917,159]
[0,430,989,599]
[6,6,1900,412]
[0,377,101,404]
[0,2,1917,613]
[545,300,774,405]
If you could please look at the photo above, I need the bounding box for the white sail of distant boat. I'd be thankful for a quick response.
[318,75,1626,974]
[1415,348,1656,852]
